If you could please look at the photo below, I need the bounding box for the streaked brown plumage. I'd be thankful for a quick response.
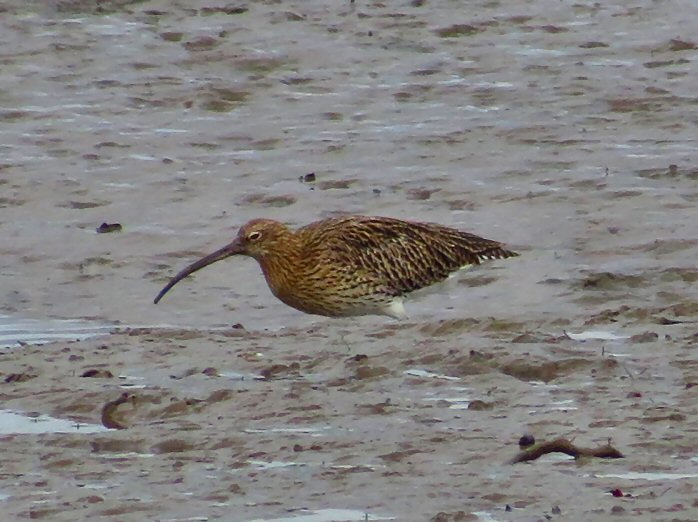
[154,216,518,319]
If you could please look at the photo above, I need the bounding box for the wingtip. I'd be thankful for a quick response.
[477,247,519,263]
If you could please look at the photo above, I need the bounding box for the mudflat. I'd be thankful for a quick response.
[1,1,697,521]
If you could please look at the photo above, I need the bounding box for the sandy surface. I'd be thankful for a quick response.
[1,0,698,520]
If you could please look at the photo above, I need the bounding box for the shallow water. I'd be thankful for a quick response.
[0,314,113,348]
[0,410,107,435]
[244,509,395,522]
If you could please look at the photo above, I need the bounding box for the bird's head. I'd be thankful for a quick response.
[153,219,291,304]
[232,219,290,260]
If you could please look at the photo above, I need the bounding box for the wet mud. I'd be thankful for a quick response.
[1,0,698,521]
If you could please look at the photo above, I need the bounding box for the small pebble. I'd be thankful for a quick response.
[96,222,122,234]
[519,434,536,449]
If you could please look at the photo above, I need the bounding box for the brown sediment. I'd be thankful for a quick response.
[0,0,697,520]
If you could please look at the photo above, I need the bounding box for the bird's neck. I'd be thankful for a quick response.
[257,235,303,300]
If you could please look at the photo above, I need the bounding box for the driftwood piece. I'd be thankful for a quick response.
[509,437,624,464]
[101,392,137,430]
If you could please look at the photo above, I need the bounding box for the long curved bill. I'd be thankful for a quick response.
[154,239,242,304]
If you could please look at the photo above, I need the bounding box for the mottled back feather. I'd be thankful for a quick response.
[298,216,518,298]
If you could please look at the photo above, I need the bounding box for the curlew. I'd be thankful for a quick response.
[154,216,518,319]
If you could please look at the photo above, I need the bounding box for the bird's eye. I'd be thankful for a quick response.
[248,231,262,242]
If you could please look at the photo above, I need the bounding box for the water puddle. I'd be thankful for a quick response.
[77,482,112,491]
[513,46,568,58]
[424,395,472,409]
[526,390,577,414]
[99,452,156,460]
[162,503,208,522]
[0,314,113,348]
[330,464,377,472]
[118,382,148,390]
[248,460,305,471]
[117,374,148,389]
[546,399,578,412]
[245,508,395,522]
[219,370,265,381]
[244,426,330,436]
[0,410,107,435]
[564,330,629,342]
[595,471,698,480]
[404,369,460,381]
[472,512,503,522]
